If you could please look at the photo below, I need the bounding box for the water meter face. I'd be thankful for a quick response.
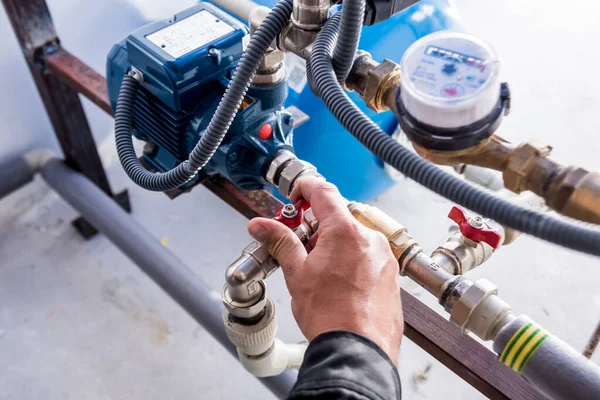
[400,31,501,129]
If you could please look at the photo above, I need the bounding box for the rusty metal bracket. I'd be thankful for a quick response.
[1,0,131,239]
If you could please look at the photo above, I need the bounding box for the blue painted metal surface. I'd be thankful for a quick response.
[107,2,293,190]
[231,0,463,201]
[108,0,462,198]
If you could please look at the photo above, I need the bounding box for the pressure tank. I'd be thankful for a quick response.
[212,0,463,201]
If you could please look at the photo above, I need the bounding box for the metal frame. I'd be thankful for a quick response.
[2,0,130,239]
[1,1,545,399]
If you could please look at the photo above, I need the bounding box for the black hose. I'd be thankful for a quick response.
[115,75,195,191]
[332,0,365,84]
[309,13,600,256]
[114,0,294,192]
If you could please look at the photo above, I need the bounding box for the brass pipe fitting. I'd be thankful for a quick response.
[412,135,600,224]
[412,135,514,171]
[503,139,554,194]
[502,140,600,223]
[545,167,600,224]
[349,202,417,261]
[346,53,401,112]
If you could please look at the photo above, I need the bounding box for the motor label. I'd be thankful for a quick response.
[147,10,235,59]
[285,53,308,94]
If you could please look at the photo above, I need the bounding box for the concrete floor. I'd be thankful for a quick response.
[1,0,600,399]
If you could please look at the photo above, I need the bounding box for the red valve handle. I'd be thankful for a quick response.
[274,200,310,229]
[448,206,503,249]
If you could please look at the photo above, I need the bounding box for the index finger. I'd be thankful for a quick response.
[290,176,352,223]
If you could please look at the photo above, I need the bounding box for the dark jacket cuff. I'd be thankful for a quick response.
[288,331,401,399]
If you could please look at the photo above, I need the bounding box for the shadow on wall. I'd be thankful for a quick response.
[0,0,195,163]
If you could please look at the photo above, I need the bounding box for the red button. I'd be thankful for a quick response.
[259,124,273,140]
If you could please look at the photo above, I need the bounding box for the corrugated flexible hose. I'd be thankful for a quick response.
[332,0,365,85]
[308,12,600,256]
[114,0,294,192]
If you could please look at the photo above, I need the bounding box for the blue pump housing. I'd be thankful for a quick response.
[108,0,463,199]
[226,0,463,201]
[107,2,294,191]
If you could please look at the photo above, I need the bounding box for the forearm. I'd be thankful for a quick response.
[288,331,402,400]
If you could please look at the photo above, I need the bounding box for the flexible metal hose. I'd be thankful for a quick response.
[309,13,600,256]
[114,0,294,192]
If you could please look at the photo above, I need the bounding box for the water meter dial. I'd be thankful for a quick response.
[397,31,510,151]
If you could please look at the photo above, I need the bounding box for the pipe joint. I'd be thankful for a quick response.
[224,296,307,377]
[347,54,401,112]
[292,0,330,30]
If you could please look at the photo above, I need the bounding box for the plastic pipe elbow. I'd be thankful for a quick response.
[238,339,308,377]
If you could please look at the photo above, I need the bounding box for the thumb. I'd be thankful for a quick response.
[248,218,307,277]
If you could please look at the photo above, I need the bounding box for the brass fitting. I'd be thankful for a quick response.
[412,136,514,170]
[503,139,553,193]
[349,202,416,260]
[347,53,401,112]
[501,140,600,223]
[545,167,600,224]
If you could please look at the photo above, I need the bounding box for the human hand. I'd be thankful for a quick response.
[247,177,403,363]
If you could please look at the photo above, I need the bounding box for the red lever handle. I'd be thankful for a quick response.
[448,206,503,249]
[274,200,310,229]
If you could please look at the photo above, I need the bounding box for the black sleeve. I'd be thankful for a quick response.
[288,331,402,400]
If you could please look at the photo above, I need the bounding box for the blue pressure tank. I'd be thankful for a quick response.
[221,0,463,201]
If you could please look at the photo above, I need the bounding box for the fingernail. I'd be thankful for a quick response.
[248,224,268,243]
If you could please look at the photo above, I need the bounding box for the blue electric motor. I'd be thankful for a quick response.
[107,3,294,192]
[107,0,462,200]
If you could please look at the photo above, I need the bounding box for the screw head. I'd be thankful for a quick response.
[469,216,485,230]
[209,47,219,56]
[281,204,298,219]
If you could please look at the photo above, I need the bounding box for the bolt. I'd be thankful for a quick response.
[209,47,219,56]
[469,216,485,230]
[281,204,298,219]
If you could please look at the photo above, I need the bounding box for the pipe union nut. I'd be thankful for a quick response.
[292,0,330,30]
[223,297,277,356]
[266,150,297,186]
[504,140,552,193]
[223,280,268,319]
[450,278,498,331]
[278,159,319,198]
[363,59,400,112]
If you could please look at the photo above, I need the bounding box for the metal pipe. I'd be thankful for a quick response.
[211,0,260,21]
[0,149,57,201]
[402,250,456,300]
[0,156,35,200]
[292,0,330,30]
[38,158,296,399]
[493,316,600,400]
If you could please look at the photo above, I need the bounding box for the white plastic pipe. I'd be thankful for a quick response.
[211,0,260,21]
[239,339,308,377]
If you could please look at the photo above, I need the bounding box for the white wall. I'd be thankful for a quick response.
[0,0,196,161]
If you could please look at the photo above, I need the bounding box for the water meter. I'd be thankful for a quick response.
[397,31,510,151]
